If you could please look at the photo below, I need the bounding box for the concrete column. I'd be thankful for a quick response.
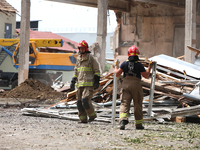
[185,0,196,63]
[96,0,107,73]
[18,0,30,85]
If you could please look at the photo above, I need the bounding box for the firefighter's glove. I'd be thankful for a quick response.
[70,77,77,91]
[112,60,120,68]
[93,75,100,90]
[149,60,153,67]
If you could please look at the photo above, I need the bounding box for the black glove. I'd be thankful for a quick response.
[93,75,100,90]
[70,77,77,90]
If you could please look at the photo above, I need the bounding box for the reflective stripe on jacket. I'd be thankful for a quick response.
[74,53,100,88]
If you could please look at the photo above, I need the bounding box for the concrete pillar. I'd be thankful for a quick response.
[185,0,196,63]
[18,0,30,85]
[96,0,107,73]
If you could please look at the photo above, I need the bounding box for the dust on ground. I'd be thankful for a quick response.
[0,79,200,149]
[0,108,200,150]
[0,78,67,102]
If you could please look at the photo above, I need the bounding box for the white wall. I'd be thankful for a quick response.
[57,32,114,59]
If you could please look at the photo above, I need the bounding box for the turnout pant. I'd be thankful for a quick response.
[119,76,143,127]
[76,86,96,122]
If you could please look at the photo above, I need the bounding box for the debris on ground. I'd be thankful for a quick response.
[0,78,67,101]
[1,54,200,123]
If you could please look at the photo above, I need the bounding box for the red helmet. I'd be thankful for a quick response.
[128,45,139,57]
[78,40,89,51]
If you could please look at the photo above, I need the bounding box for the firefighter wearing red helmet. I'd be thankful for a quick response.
[114,45,152,130]
[78,40,89,53]
[70,40,100,123]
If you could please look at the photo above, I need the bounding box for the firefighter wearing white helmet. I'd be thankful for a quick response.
[114,45,152,130]
[70,40,100,123]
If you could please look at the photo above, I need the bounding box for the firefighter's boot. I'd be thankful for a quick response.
[136,124,144,130]
[88,117,96,122]
[120,120,128,130]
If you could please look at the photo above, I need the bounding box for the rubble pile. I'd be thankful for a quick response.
[65,56,199,108]
[59,54,200,122]
[1,54,200,122]
[0,78,67,101]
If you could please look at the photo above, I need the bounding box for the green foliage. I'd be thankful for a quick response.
[124,137,146,144]
[104,61,111,72]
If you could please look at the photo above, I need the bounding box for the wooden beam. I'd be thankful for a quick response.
[171,104,200,117]
[156,65,196,80]
[179,101,200,118]
[142,86,183,99]
[66,79,109,99]
[142,78,182,95]
[187,46,200,57]
[176,55,185,60]
[103,73,114,79]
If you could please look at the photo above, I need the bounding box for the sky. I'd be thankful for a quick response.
[6,0,117,33]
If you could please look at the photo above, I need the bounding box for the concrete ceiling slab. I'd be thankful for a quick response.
[45,0,185,12]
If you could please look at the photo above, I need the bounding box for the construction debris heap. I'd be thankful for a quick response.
[0,78,67,101]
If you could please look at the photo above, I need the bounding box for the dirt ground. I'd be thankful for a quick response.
[0,108,200,150]
[0,79,200,150]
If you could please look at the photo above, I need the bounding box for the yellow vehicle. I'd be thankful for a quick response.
[0,38,78,89]
[1,38,77,70]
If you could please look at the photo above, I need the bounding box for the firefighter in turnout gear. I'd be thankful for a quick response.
[70,40,100,123]
[114,45,152,130]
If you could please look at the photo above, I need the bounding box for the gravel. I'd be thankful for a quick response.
[1,108,200,150]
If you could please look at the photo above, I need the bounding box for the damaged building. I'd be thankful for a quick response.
[111,0,200,60]
[36,0,200,66]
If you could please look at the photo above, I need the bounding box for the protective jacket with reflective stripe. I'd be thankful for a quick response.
[74,53,100,88]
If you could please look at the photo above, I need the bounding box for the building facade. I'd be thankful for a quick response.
[0,0,17,38]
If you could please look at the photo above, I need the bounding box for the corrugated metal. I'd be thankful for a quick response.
[149,54,200,79]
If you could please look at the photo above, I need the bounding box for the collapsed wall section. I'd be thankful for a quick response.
[112,1,200,59]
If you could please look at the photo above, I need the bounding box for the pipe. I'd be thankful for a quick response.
[0,46,13,57]
[148,61,157,116]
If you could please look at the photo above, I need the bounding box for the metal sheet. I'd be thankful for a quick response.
[149,54,200,79]
[194,57,200,66]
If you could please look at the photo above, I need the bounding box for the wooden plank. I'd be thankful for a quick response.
[97,110,112,117]
[67,90,77,98]
[60,79,110,103]
[187,46,200,56]
[179,100,200,118]
[103,73,114,79]
[176,55,185,59]
[159,81,195,86]
[156,71,181,82]
[171,116,186,123]
[142,78,182,95]
[106,59,114,62]
[92,79,113,97]
[156,65,196,80]
[99,79,110,85]
[171,104,200,117]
